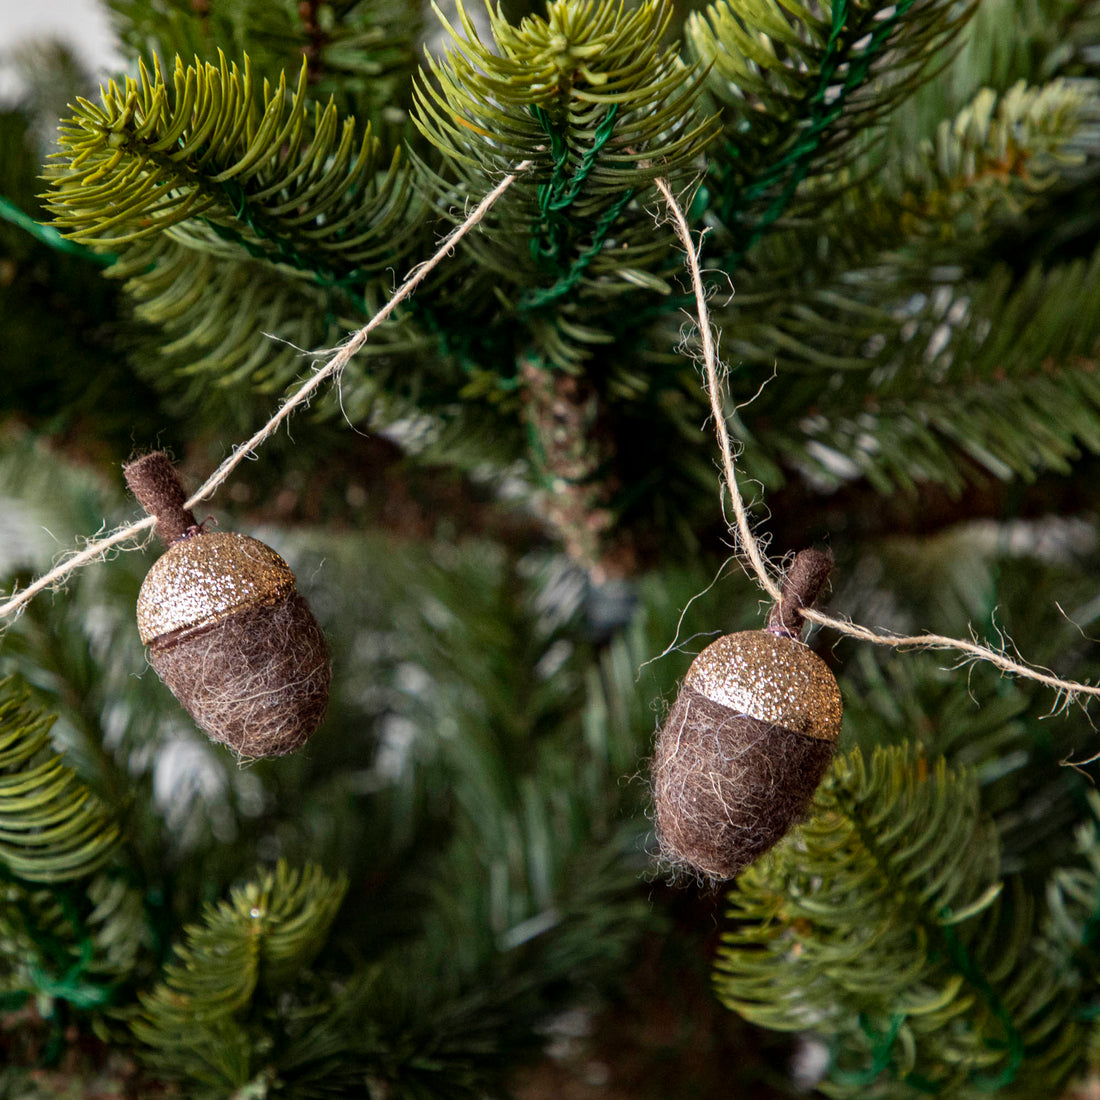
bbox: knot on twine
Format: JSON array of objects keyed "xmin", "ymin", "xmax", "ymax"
[{"xmin": 766, "ymin": 548, "xmax": 833, "ymax": 639}]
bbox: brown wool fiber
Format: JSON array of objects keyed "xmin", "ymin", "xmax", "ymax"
[
  {"xmin": 150, "ymin": 594, "xmax": 330, "ymax": 758},
  {"xmin": 653, "ymin": 686, "xmax": 836, "ymax": 880},
  {"xmin": 126, "ymin": 451, "xmax": 330, "ymax": 758},
  {"xmin": 766, "ymin": 548, "xmax": 833, "ymax": 638},
  {"xmin": 124, "ymin": 452, "xmax": 197, "ymax": 546}
]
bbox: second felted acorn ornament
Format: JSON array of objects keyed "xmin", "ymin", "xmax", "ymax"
[
  {"xmin": 125, "ymin": 453, "xmax": 330, "ymax": 758},
  {"xmin": 652, "ymin": 550, "xmax": 842, "ymax": 880}
]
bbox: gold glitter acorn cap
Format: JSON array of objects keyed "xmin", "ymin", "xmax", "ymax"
[
  {"xmin": 685, "ymin": 630, "xmax": 843, "ymax": 741},
  {"xmin": 136, "ymin": 531, "xmax": 296, "ymax": 644}
]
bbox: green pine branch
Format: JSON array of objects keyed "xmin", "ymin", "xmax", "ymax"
[
  {"xmin": 106, "ymin": 0, "xmax": 422, "ymax": 126},
  {"xmin": 885, "ymin": 0, "xmax": 1093, "ymax": 148},
  {"xmin": 45, "ymin": 52, "xmax": 417, "ymax": 270},
  {"xmin": 689, "ymin": 0, "xmax": 976, "ymax": 267},
  {"xmin": 714, "ymin": 744, "xmax": 1087, "ymax": 1096},
  {"xmin": 893, "ymin": 78, "xmax": 1092, "ymax": 239},
  {"xmin": 42, "ymin": 49, "xmax": 424, "ymax": 393},
  {"xmin": 416, "ymin": 0, "xmax": 715, "ymax": 186},
  {"xmin": 1045, "ymin": 791, "xmax": 1100, "ymax": 991},
  {"xmin": 740, "ymin": 249, "xmax": 1100, "ymax": 493},
  {"xmin": 0, "ymin": 679, "xmax": 121, "ymax": 884},
  {"xmin": 0, "ymin": 681, "xmax": 151, "ymax": 1018},
  {"xmin": 694, "ymin": 73, "xmax": 1100, "ymax": 493},
  {"xmin": 410, "ymin": 0, "xmax": 719, "ymax": 370},
  {"xmin": 727, "ymin": 75, "xmax": 1096, "ymax": 292},
  {"xmin": 107, "ymin": 235, "xmax": 354, "ymax": 394},
  {"xmin": 131, "ymin": 859, "xmax": 347, "ymax": 1091}
]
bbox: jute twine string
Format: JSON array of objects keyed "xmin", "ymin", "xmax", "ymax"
[
  {"xmin": 653, "ymin": 175, "xmax": 1100, "ymax": 707},
  {"xmin": 3, "ymin": 161, "xmax": 1098, "ymax": 709},
  {"xmin": 0, "ymin": 163, "xmax": 530, "ymax": 624}
]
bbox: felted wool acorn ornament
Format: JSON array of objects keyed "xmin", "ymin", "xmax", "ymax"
[
  {"xmin": 652, "ymin": 550, "xmax": 842, "ymax": 880},
  {"xmin": 124, "ymin": 452, "xmax": 330, "ymax": 758}
]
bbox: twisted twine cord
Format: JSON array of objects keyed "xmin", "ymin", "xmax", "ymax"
[
  {"xmin": 7, "ymin": 162, "xmax": 1100, "ymax": 709},
  {"xmin": 654, "ymin": 175, "xmax": 1100, "ymax": 706},
  {"xmin": 0, "ymin": 162, "xmax": 530, "ymax": 625}
]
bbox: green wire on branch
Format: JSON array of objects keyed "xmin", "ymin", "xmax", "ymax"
[{"xmin": 0, "ymin": 194, "xmax": 114, "ymax": 265}]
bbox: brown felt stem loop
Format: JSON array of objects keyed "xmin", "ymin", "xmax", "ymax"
[
  {"xmin": 766, "ymin": 549, "xmax": 833, "ymax": 639},
  {"xmin": 124, "ymin": 452, "xmax": 197, "ymax": 547}
]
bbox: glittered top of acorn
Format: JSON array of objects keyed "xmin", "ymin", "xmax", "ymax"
[
  {"xmin": 136, "ymin": 531, "xmax": 295, "ymax": 644},
  {"xmin": 685, "ymin": 630, "xmax": 843, "ymax": 741}
]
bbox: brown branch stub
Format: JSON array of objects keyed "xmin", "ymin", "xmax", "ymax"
[
  {"xmin": 766, "ymin": 549, "xmax": 833, "ymax": 639},
  {"xmin": 297, "ymin": 0, "xmax": 326, "ymax": 83},
  {"xmin": 519, "ymin": 359, "xmax": 631, "ymax": 579},
  {"xmin": 124, "ymin": 452, "xmax": 197, "ymax": 547}
]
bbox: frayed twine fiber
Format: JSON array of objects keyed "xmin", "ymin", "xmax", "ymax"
[
  {"xmin": 0, "ymin": 162, "xmax": 530, "ymax": 627},
  {"xmin": 653, "ymin": 175, "xmax": 1100, "ymax": 711},
  {"xmin": 4, "ymin": 168, "xmax": 1096, "ymax": 719},
  {"xmin": 150, "ymin": 595, "xmax": 330, "ymax": 758},
  {"xmin": 653, "ymin": 686, "xmax": 835, "ymax": 880}
]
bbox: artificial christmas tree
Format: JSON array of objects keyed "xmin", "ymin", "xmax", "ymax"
[{"xmin": 3, "ymin": 0, "xmax": 1100, "ymax": 1095}]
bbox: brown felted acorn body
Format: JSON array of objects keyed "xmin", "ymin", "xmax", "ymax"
[
  {"xmin": 126, "ymin": 454, "xmax": 330, "ymax": 758},
  {"xmin": 652, "ymin": 551, "xmax": 842, "ymax": 880}
]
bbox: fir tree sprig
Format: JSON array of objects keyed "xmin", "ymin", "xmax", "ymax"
[
  {"xmin": 740, "ymin": 246, "xmax": 1100, "ymax": 494},
  {"xmin": 105, "ymin": 234, "xmax": 353, "ymax": 391},
  {"xmin": 411, "ymin": 0, "xmax": 719, "ymax": 369},
  {"xmin": 416, "ymin": 0, "xmax": 716, "ymax": 186},
  {"xmin": 668, "ymin": 74, "xmax": 1100, "ymax": 498},
  {"xmin": 41, "ymin": 48, "xmax": 425, "ymax": 394},
  {"xmin": 895, "ymin": 79, "xmax": 1092, "ymax": 239},
  {"xmin": 131, "ymin": 860, "xmax": 347, "ymax": 1090},
  {"xmin": 714, "ymin": 745, "xmax": 1086, "ymax": 1096},
  {"xmin": 106, "ymin": 0, "xmax": 422, "ymax": 126},
  {"xmin": 689, "ymin": 0, "xmax": 977, "ymax": 267},
  {"xmin": 0, "ymin": 681, "xmax": 150, "ymax": 1018},
  {"xmin": 1044, "ymin": 792, "xmax": 1100, "ymax": 997},
  {"xmin": 44, "ymin": 52, "xmax": 417, "ymax": 274},
  {"xmin": 715, "ymin": 76, "xmax": 1095, "ymax": 305},
  {"xmin": 0, "ymin": 679, "xmax": 121, "ymax": 884}
]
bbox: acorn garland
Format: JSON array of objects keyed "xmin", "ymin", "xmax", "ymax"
[
  {"xmin": 652, "ymin": 550, "xmax": 842, "ymax": 880},
  {"xmin": 125, "ymin": 453, "xmax": 330, "ymax": 758}
]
